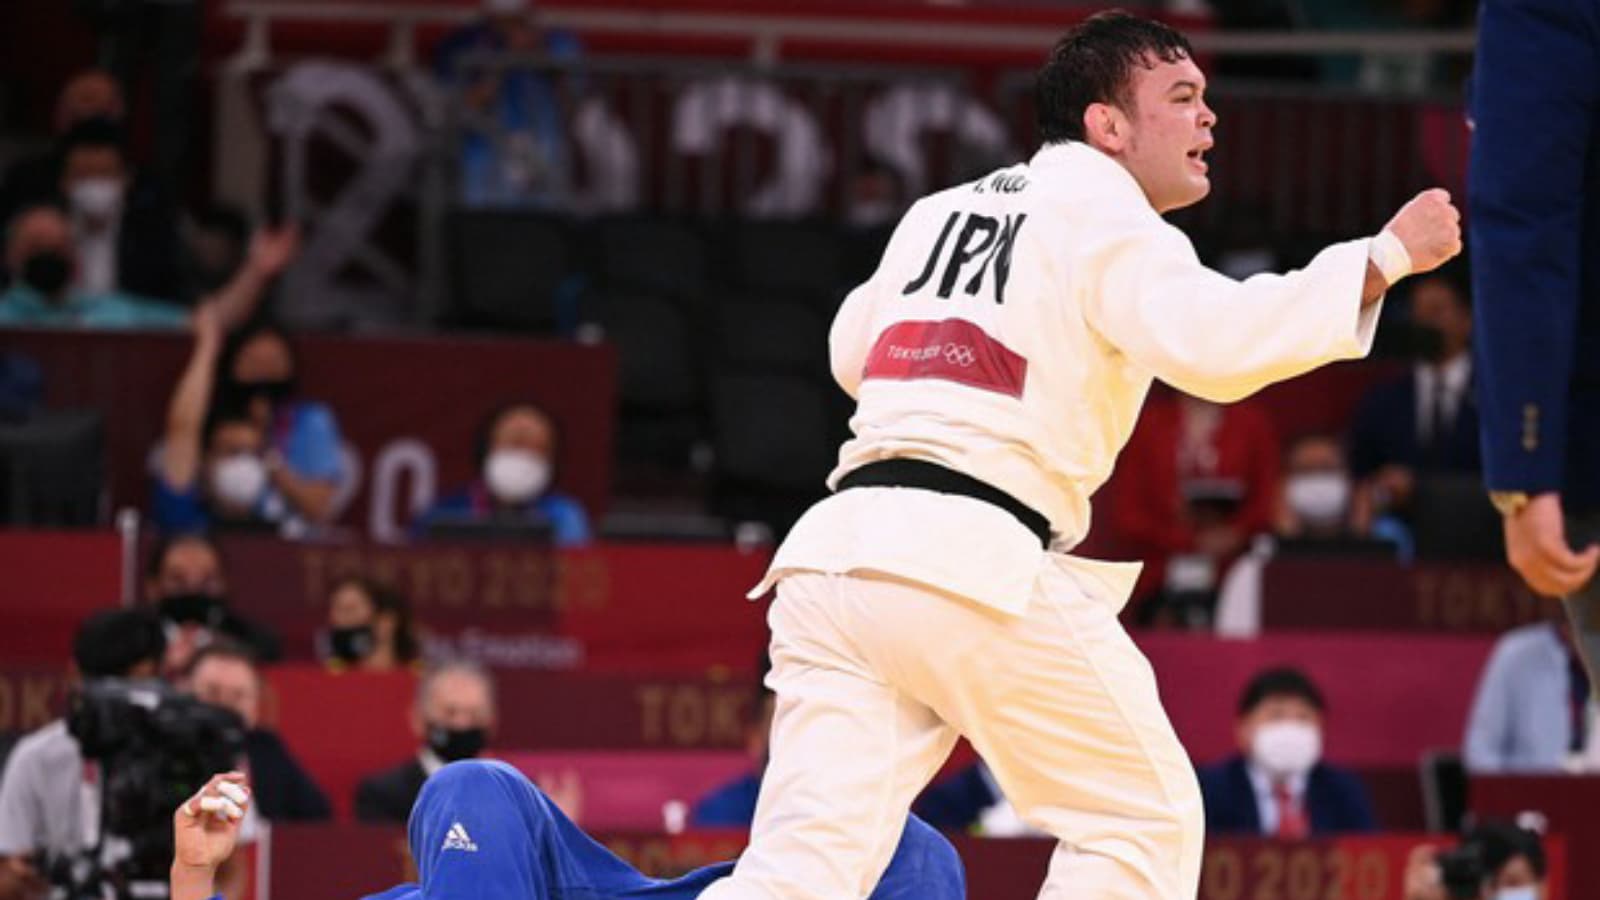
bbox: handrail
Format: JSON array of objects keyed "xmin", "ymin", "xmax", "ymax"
[{"xmin": 223, "ymin": 0, "xmax": 1476, "ymax": 67}]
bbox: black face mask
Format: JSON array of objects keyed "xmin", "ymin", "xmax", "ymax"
[
  {"xmin": 1410, "ymin": 323, "xmax": 1448, "ymax": 363},
  {"xmin": 327, "ymin": 625, "xmax": 376, "ymax": 663},
  {"xmin": 21, "ymin": 252, "xmax": 71, "ymax": 299},
  {"xmin": 426, "ymin": 724, "xmax": 487, "ymax": 763},
  {"xmin": 159, "ymin": 592, "xmax": 226, "ymax": 629}
]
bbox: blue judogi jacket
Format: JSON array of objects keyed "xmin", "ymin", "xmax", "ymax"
[{"xmin": 320, "ymin": 760, "xmax": 966, "ymax": 900}]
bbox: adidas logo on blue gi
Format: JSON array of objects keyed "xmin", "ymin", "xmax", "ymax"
[{"xmin": 442, "ymin": 822, "xmax": 478, "ymax": 853}]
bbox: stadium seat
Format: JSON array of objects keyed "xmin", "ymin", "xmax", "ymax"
[
  {"xmin": 0, "ymin": 410, "xmax": 104, "ymax": 527},
  {"xmin": 710, "ymin": 373, "xmax": 835, "ymax": 529},
  {"xmin": 715, "ymin": 298, "xmax": 827, "ymax": 376},
  {"xmin": 839, "ymin": 223, "xmax": 895, "ymax": 291},
  {"xmin": 727, "ymin": 221, "xmax": 845, "ymax": 307},
  {"xmin": 596, "ymin": 217, "xmax": 709, "ymax": 304},
  {"xmin": 446, "ymin": 211, "xmax": 578, "ymax": 332},
  {"xmin": 1419, "ymin": 749, "xmax": 1468, "ymax": 833},
  {"xmin": 593, "ymin": 290, "xmax": 705, "ymax": 466},
  {"xmin": 1411, "ymin": 474, "xmax": 1504, "ymax": 561},
  {"xmin": 595, "ymin": 291, "xmax": 701, "ymax": 413}
]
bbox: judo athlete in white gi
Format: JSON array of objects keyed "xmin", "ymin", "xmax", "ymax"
[{"xmin": 699, "ymin": 12, "xmax": 1462, "ymax": 900}]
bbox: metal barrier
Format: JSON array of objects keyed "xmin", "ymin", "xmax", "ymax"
[
  {"xmin": 221, "ymin": 0, "xmax": 1475, "ymax": 68},
  {"xmin": 210, "ymin": 3, "xmax": 1475, "ymax": 325}
]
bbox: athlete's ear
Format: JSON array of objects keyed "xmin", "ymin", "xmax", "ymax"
[{"xmin": 1084, "ymin": 102, "xmax": 1126, "ymax": 154}]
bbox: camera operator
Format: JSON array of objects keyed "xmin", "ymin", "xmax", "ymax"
[
  {"xmin": 0, "ymin": 610, "xmax": 252, "ymax": 900},
  {"xmin": 0, "ymin": 610, "xmax": 164, "ymax": 900},
  {"xmin": 1404, "ymin": 820, "xmax": 1548, "ymax": 900}
]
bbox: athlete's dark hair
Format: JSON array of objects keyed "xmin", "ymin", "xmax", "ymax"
[{"xmin": 1035, "ymin": 10, "xmax": 1195, "ymax": 145}]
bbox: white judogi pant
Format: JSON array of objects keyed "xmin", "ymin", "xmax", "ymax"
[{"xmin": 699, "ymin": 557, "xmax": 1204, "ymax": 900}]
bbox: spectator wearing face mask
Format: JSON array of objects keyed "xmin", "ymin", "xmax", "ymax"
[
  {"xmin": 152, "ymin": 310, "xmax": 344, "ymax": 535},
  {"xmin": 212, "ymin": 320, "xmax": 346, "ymax": 525},
  {"xmin": 144, "ymin": 533, "xmax": 280, "ymax": 673},
  {"xmin": 354, "ymin": 662, "xmax": 498, "ymax": 823},
  {"xmin": 417, "ymin": 402, "xmax": 590, "ymax": 546},
  {"xmin": 152, "ymin": 313, "xmax": 346, "ymax": 533},
  {"xmin": 1404, "ymin": 820, "xmax": 1548, "ymax": 900},
  {"xmin": 1197, "ymin": 667, "xmax": 1377, "ymax": 838},
  {"xmin": 1275, "ymin": 434, "xmax": 1357, "ymax": 541},
  {"xmin": 0, "ymin": 202, "xmax": 296, "ymax": 331},
  {"xmin": 0, "ymin": 69, "xmax": 125, "ymax": 236},
  {"xmin": 181, "ymin": 641, "xmax": 330, "ymax": 822},
  {"xmin": 0, "ymin": 203, "xmax": 184, "ymax": 328},
  {"xmin": 321, "ymin": 577, "xmax": 422, "ymax": 672},
  {"xmin": 1215, "ymin": 435, "xmax": 1406, "ymax": 636},
  {"xmin": 54, "ymin": 116, "xmax": 182, "ymax": 301},
  {"xmin": 1348, "ymin": 260, "xmax": 1480, "ymax": 531}
]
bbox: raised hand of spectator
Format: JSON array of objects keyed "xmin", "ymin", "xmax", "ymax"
[
  {"xmin": 159, "ymin": 303, "xmax": 224, "ymax": 494},
  {"xmin": 204, "ymin": 224, "xmax": 301, "ymax": 332},
  {"xmin": 192, "ymin": 302, "xmax": 222, "ymax": 352},
  {"xmin": 247, "ymin": 225, "xmax": 300, "ymax": 281}
]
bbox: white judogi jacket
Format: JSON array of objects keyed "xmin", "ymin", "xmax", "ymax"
[{"xmin": 756, "ymin": 141, "xmax": 1383, "ymax": 615}]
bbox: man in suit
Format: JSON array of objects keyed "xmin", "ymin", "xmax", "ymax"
[
  {"xmin": 1348, "ymin": 260, "xmax": 1480, "ymax": 529},
  {"xmin": 182, "ymin": 642, "xmax": 329, "ymax": 821},
  {"xmin": 1197, "ymin": 667, "xmax": 1377, "ymax": 838},
  {"xmin": 1470, "ymin": 0, "xmax": 1600, "ymax": 688},
  {"xmin": 54, "ymin": 117, "xmax": 182, "ymax": 301},
  {"xmin": 355, "ymin": 662, "xmax": 498, "ymax": 823}
]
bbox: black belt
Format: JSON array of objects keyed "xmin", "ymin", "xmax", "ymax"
[{"xmin": 837, "ymin": 458, "xmax": 1052, "ymax": 549}]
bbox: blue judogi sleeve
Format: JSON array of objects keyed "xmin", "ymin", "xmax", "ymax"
[
  {"xmin": 364, "ymin": 760, "xmax": 964, "ymax": 900},
  {"xmin": 1469, "ymin": 0, "xmax": 1600, "ymax": 498}
]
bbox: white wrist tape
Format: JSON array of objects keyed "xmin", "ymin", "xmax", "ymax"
[
  {"xmin": 217, "ymin": 782, "xmax": 249, "ymax": 806},
  {"xmin": 1369, "ymin": 229, "xmax": 1413, "ymax": 286},
  {"xmin": 198, "ymin": 796, "xmax": 244, "ymax": 820}
]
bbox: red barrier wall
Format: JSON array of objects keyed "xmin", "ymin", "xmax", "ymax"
[
  {"xmin": 0, "ymin": 330, "xmax": 617, "ymax": 533},
  {"xmin": 218, "ymin": 537, "xmax": 774, "ymax": 673},
  {"xmin": 1263, "ymin": 559, "xmax": 1546, "ymax": 633},
  {"xmin": 1140, "ymin": 633, "xmax": 1491, "ymax": 769},
  {"xmin": 0, "ymin": 529, "xmax": 122, "ymax": 663}
]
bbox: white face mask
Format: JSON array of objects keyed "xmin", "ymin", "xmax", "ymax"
[
  {"xmin": 68, "ymin": 177, "xmax": 125, "ymax": 219},
  {"xmin": 1251, "ymin": 720, "xmax": 1322, "ymax": 780},
  {"xmin": 1495, "ymin": 888, "xmax": 1539, "ymax": 900},
  {"xmin": 484, "ymin": 449, "xmax": 550, "ymax": 504},
  {"xmin": 1285, "ymin": 471, "xmax": 1350, "ymax": 526},
  {"xmin": 209, "ymin": 454, "xmax": 268, "ymax": 509}
]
